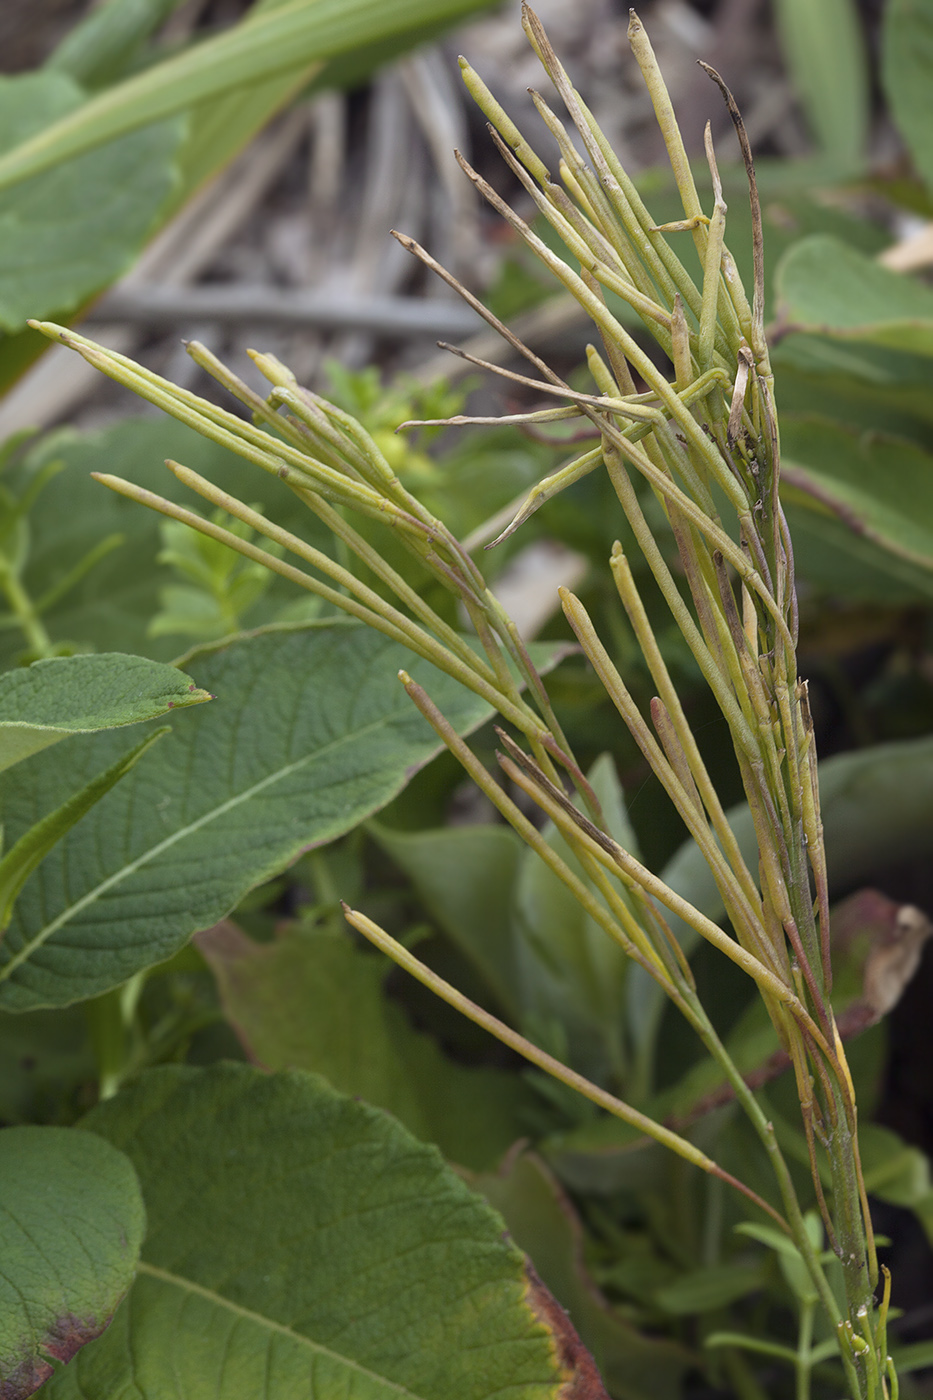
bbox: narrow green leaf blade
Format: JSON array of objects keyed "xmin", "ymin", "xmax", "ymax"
[
  {"xmin": 654, "ymin": 1262, "xmax": 767, "ymax": 1316},
  {"xmin": 167, "ymin": 0, "xmax": 318, "ymax": 207},
  {"xmin": 891, "ymin": 1339, "xmax": 933, "ymax": 1376},
  {"xmin": 0, "ymin": 0, "xmax": 496, "ymax": 194},
  {"xmin": 0, "ymin": 652, "xmax": 210, "ymax": 773},
  {"xmin": 48, "ymin": 1063, "xmax": 581, "ymax": 1399},
  {"xmin": 0, "ymin": 728, "xmax": 167, "ymax": 929},
  {"xmin": 882, "ymin": 0, "xmax": 933, "ymax": 195},
  {"xmin": 0, "ymin": 1126, "xmax": 144, "ymax": 1399},
  {"xmin": 0, "ymin": 623, "xmax": 514, "ymax": 1009}
]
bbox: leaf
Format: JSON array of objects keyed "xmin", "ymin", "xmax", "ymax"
[
  {"xmin": 891, "ymin": 1339, "xmax": 933, "ymax": 1375},
  {"xmin": 11, "ymin": 416, "xmax": 322, "ymax": 664},
  {"xmin": 540, "ymin": 1115, "xmax": 660, "ymax": 1197},
  {"xmin": 858, "ymin": 1123, "xmax": 932, "ymax": 1208},
  {"xmin": 660, "ymin": 736, "xmax": 933, "ymax": 944},
  {"xmin": 0, "ymin": 652, "xmax": 210, "ymax": 773},
  {"xmin": 831, "ymin": 889, "xmax": 933, "ymax": 1030},
  {"xmin": 780, "ymin": 414, "xmax": 933, "ymax": 575},
  {"xmin": 782, "ymin": 497, "xmax": 933, "ymax": 607},
  {"xmin": 473, "ymin": 1150, "xmax": 692, "ymax": 1400},
  {"xmin": 0, "ymin": 1004, "xmax": 94, "ymax": 1124},
  {"xmin": 0, "ymin": 1125, "xmax": 144, "ymax": 1399},
  {"xmin": 772, "ymin": 0, "xmax": 868, "ymax": 171},
  {"xmin": 775, "ymin": 236, "xmax": 933, "ymax": 355},
  {"xmin": 653, "ymin": 1262, "xmax": 767, "ymax": 1316},
  {"xmin": 0, "ymin": 728, "xmax": 168, "ymax": 930},
  {"xmin": 48, "ymin": 1062, "xmax": 598, "ymax": 1399},
  {"xmin": 370, "ymin": 821, "xmax": 524, "ymax": 1019},
  {"xmin": 0, "ymin": 622, "xmax": 527, "ymax": 1010},
  {"xmin": 197, "ymin": 919, "xmax": 531, "ymax": 1170},
  {"xmin": 0, "ymin": 0, "xmax": 497, "ymax": 194},
  {"xmin": 773, "ymin": 335, "xmax": 933, "ymax": 442},
  {"xmin": 165, "ymin": 0, "xmax": 317, "ymax": 211},
  {"xmin": 627, "ymin": 735, "xmax": 933, "ymax": 1081},
  {"xmin": 882, "ymin": 0, "xmax": 933, "ymax": 195},
  {"xmin": 514, "ymin": 755, "xmax": 634, "ymax": 1086},
  {"xmin": 0, "ymin": 72, "xmax": 182, "ymax": 331},
  {"xmin": 45, "ymin": 0, "xmax": 188, "ymax": 90}
]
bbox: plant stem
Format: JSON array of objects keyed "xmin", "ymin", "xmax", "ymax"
[
  {"xmin": 797, "ymin": 1300, "xmax": 814, "ymax": 1400},
  {"xmin": 0, "ymin": 563, "xmax": 53, "ymax": 657},
  {"xmin": 344, "ymin": 900, "xmax": 788, "ymax": 1230}
]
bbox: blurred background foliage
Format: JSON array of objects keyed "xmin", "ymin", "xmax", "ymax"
[{"xmin": 2, "ymin": 1, "xmax": 933, "ymax": 1396}]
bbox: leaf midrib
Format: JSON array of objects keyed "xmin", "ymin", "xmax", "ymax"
[
  {"xmin": 0, "ymin": 704, "xmax": 433, "ymax": 984},
  {"xmin": 136, "ymin": 1260, "xmax": 427, "ymax": 1399}
]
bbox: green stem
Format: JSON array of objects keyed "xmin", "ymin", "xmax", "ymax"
[
  {"xmin": 0, "ymin": 563, "xmax": 54, "ymax": 657},
  {"xmin": 797, "ymin": 1300, "xmax": 814, "ymax": 1400}
]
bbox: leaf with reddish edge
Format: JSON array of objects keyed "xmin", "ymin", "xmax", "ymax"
[
  {"xmin": 474, "ymin": 1148, "xmax": 692, "ymax": 1400},
  {"xmin": 0, "ymin": 1126, "xmax": 144, "ymax": 1398},
  {"xmin": 44, "ymin": 1063, "xmax": 609, "ymax": 1400},
  {"xmin": 197, "ymin": 918, "xmax": 534, "ymax": 1170}
]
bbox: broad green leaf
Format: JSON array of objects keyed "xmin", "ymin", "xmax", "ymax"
[
  {"xmin": 783, "ymin": 499, "xmax": 933, "ymax": 605},
  {"xmin": 653, "ymin": 1261, "xmax": 767, "ymax": 1316},
  {"xmin": 781, "ymin": 414, "xmax": 933, "ymax": 574},
  {"xmin": 198, "ymin": 920, "xmax": 531, "ymax": 1170},
  {"xmin": 50, "ymin": 1063, "xmax": 588, "ymax": 1399},
  {"xmin": 0, "ymin": 622, "xmax": 521, "ymax": 1010},
  {"xmin": 0, "ymin": 1125, "xmax": 144, "ymax": 1399},
  {"xmin": 0, "ymin": 73, "xmax": 182, "ymax": 331},
  {"xmin": 773, "ymin": 0, "xmax": 868, "ymax": 170},
  {"xmin": 371, "ymin": 821, "xmax": 524, "ymax": 1019},
  {"xmin": 0, "ymin": 728, "xmax": 167, "ymax": 929},
  {"xmin": 775, "ymin": 236, "xmax": 933, "ymax": 356},
  {"xmin": 0, "ymin": 0, "xmax": 496, "ymax": 195},
  {"xmin": 45, "ymin": 0, "xmax": 188, "ymax": 90},
  {"xmin": 0, "ymin": 652, "xmax": 209, "ymax": 772},
  {"xmin": 11, "ymin": 416, "xmax": 324, "ymax": 664},
  {"xmin": 882, "ymin": 0, "xmax": 933, "ymax": 195},
  {"xmin": 474, "ymin": 1151, "xmax": 691, "ymax": 1400}
]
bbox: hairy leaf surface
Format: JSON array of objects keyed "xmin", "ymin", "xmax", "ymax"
[
  {"xmin": 0, "ymin": 622, "xmax": 525, "ymax": 1009},
  {"xmin": 0, "ymin": 652, "xmax": 210, "ymax": 772},
  {"xmin": 47, "ymin": 1063, "xmax": 585, "ymax": 1399},
  {"xmin": 0, "ymin": 1126, "xmax": 144, "ymax": 1399}
]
